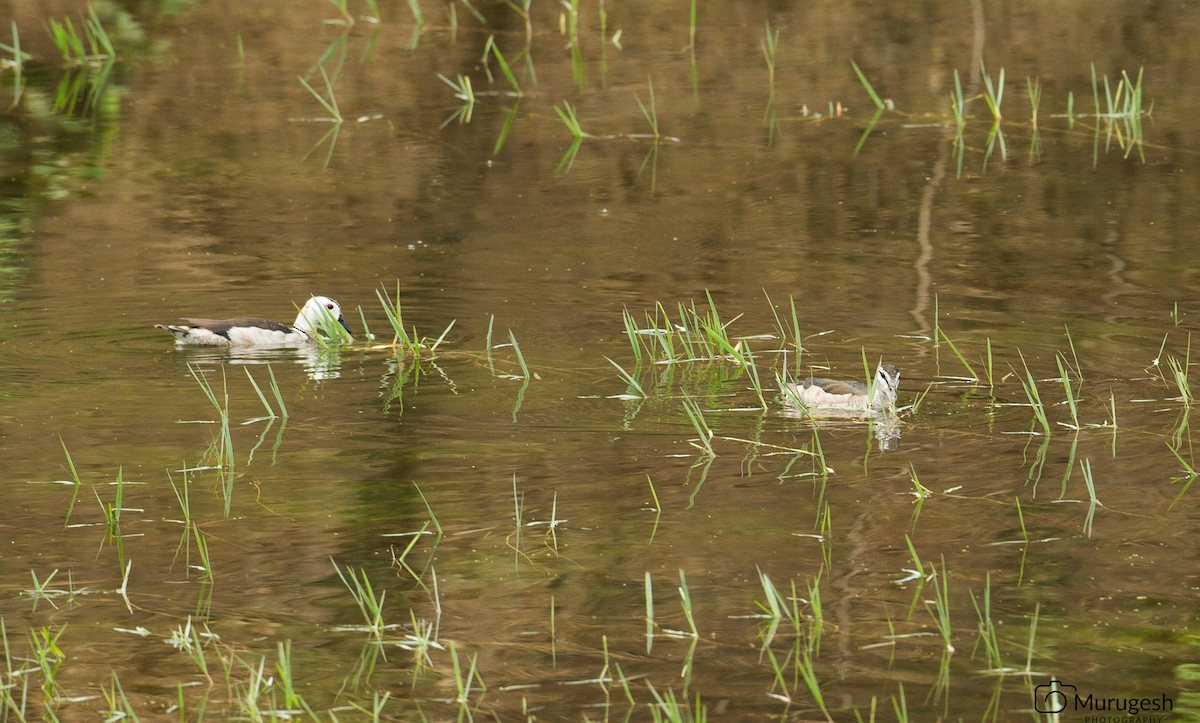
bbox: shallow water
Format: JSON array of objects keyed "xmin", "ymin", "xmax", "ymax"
[{"xmin": 1, "ymin": 0, "xmax": 1199, "ymax": 719}]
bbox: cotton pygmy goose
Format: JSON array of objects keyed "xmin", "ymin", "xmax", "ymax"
[
  {"xmin": 156, "ymin": 295, "xmax": 352, "ymax": 347},
  {"xmin": 786, "ymin": 363, "xmax": 900, "ymax": 412}
]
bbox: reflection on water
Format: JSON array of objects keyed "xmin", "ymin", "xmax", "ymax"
[
  {"xmin": 780, "ymin": 403, "xmax": 904, "ymax": 451},
  {"xmin": 166, "ymin": 343, "xmax": 348, "ymax": 381}
]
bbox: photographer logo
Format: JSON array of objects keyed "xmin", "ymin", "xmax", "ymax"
[
  {"xmin": 1034, "ymin": 678, "xmax": 1173, "ymax": 719},
  {"xmin": 1035, "ymin": 680, "xmax": 1076, "ymax": 713}
]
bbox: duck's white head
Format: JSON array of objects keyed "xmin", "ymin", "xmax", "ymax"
[
  {"xmin": 293, "ymin": 296, "xmax": 352, "ymax": 340},
  {"xmin": 871, "ymin": 364, "xmax": 901, "ymax": 409}
]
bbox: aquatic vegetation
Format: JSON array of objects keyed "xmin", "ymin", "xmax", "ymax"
[
  {"xmin": 375, "ymin": 282, "xmax": 455, "ymax": 357},
  {"xmin": 188, "ymin": 364, "xmax": 237, "ymax": 515},
  {"xmin": 634, "ymin": 76, "xmax": 662, "ymax": 140},
  {"xmin": 14, "ymin": 305, "xmax": 1200, "ymax": 717},
  {"xmin": 46, "ymin": 5, "xmax": 114, "ymax": 67},
  {"xmin": 681, "ymin": 393, "xmax": 715, "ymax": 457},
  {"xmin": 562, "ymin": 0, "xmax": 584, "ymax": 90},
  {"xmin": 332, "ymin": 560, "xmax": 390, "ymax": 642},
  {"xmin": 850, "ymin": 60, "xmax": 888, "ymax": 155},
  {"xmin": 4, "ymin": 2, "xmax": 1198, "ymax": 719},
  {"xmin": 438, "ymin": 71, "xmax": 474, "ymax": 126},
  {"xmin": 980, "ymin": 62, "xmax": 1005, "ymax": 120},
  {"xmin": 554, "ymin": 99, "xmax": 587, "ymax": 170},
  {"xmin": 762, "ymin": 21, "xmax": 780, "ymax": 142},
  {"xmin": 298, "ymin": 64, "xmax": 342, "ymax": 124}
]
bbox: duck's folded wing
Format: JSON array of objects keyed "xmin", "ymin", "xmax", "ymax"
[
  {"xmin": 803, "ymin": 377, "xmax": 867, "ymax": 395},
  {"xmin": 180, "ymin": 317, "xmax": 292, "ymax": 335}
]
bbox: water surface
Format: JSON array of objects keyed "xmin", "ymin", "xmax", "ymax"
[{"xmin": 0, "ymin": 0, "xmax": 1198, "ymax": 719}]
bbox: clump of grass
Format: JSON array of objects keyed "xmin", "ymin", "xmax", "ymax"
[
  {"xmin": 850, "ymin": 60, "xmax": 888, "ymax": 155},
  {"xmin": 274, "ymin": 640, "xmax": 318, "ymax": 717},
  {"xmin": 937, "ymin": 328, "xmax": 977, "ymax": 381},
  {"xmin": 1166, "ymin": 335, "xmax": 1193, "ymax": 406},
  {"xmin": 908, "ymin": 463, "xmax": 931, "ymax": 529},
  {"xmin": 969, "ymin": 574, "xmax": 1005, "ymax": 673},
  {"xmin": 676, "ymin": 569, "xmax": 700, "ymax": 639},
  {"xmin": 244, "ymin": 365, "xmax": 288, "ymax": 422},
  {"xmin": 753, "ymin": 569, "xmax": 802, "ymax": 648},
  {"xmin": 58, "ymin": 437, "xmax": 84, "ymax": 527},
  {"xmin": 764, "ymin": 292, "xmax": 803, "ymax": 375},
  {"xmin": 762, "ymin": 21, "xmax": 780, "ymax": 141},
  {"xmin": 92, "ymin": 466, "xmax": 131, "ymax": 564},
  {"xmin": 980, "ymin": 62, "xmax": 1004, "ymax": 120},
  {"xmin": 481, "ymin": 36, "xmax": 523, "ymax": 154},
  {"xmin": 983, "ymin": 337, "xmax": 995, "ymax": 388},
  {"xmin": 851, "ymin": 59, "xmax": 886, "ymax": 111},
  {"xmin": 795, "ymin": 641, "xmax": 832, "ymax": 722},
  {"xmin": 437, "ymin": 72, "xmax": 475, "ymax": 126},
  {"xmin": 24, "ymin": 569, "xmax": 82, "ymax": 613},
  {"xmin": 1080, "ymin": 458, "xmax": 1100, "ymax": 537},
  {"xmin": 1056, "ymin": 353, "xmax": 1080, "ymax": 429},
  {"xmin": 892, "ymin": 682, "xmax": 910, "ymax": 722},
  {"xmin": 646, "ymin": 682, "xmax": 707, "ymax": 722},
  {"xmin": 949, "ymin": 68, "xmax": 966, "ymax": 130},
  {"xmin": 0, "ymin": 22, "xmax": 30, "ymax": 107},
  {"xmin": 899, "ymin": 535, "xmax": 928, "ymax": 620},
  {"xmin": 1089, "ymin": 64, "xmax": 1149, "ymax": 161},
  {"xmin": 563, "ymin": 0, "xmax": 584, "ymax": 90},
  {"xmin": 298, "ymin": 64, "xmax": 343, "ymax": 123},
  {"xmin": 448, "ymin": 642, "xmax": 487, "ymax": 717},
  {"xmin": 605, "ymin": 356, "xmax": 646, "ymax": 400},
  {"xmin": 681, "ymin": 393, "xmax": 715, "ymax": 457},
  {"xmin": 927, "ymin": 556, "xmax": 954, "ymax": 653},
  {"xmin": 46, "ymin": 5, "xmax": 115, "ymax": 66},
  {"xmin": 949, "ymin": 68, "xmax": 968, "ymax": 177},
  {"xmin": 974, "ymin": 62, "xmax": 1008, "ymax": 166},
  {"xmin": 709, "ymin": 335, "xmax": 767, "ymax": 408},
  {"xmin": 1027, "ymin": 76, "xmax": 1043, "ymax": 160},
  {"xmin": 634, "ymin": 76, "xmax": 661, "ymax": 140},
  {"xmin": 331, "ymin": 560, "xmax": 389, "ymax": 641},
  {"xmin": 404, "ymin": 0, "xmax": 425, "ymax": 47},
  {"xmin": 1168, "ymin": 444, "xmax": 1198, "ymax": 510},
  {"xmin": 506, "ymin": 329, "xmax": 530, "ymax": 379},
  {"xmin": 166, "ymin": 616, "xmax": 213, "ymax": 681},
  {"xmin": 376, "ymin": 282, "xmax": 455, "ymax": 357},
  {"xmin": 554, "ymin": 100, "xmax": 587, "ymax": 171},
  {"xmin": 188, "ymin": 365, "xmax": 236, "ymax": 515},
  {"xmin": 644, "ymin": 571, "xmax": 656, "ymax": 652},
  {"xmin": 29, "ymin": 624, "xmax": 67, "ymax": 701},
  {"xmin": 100, "ymin": 671, "xmax": 137, "ymax": 721},
  {"xmin": 1015, "ymin": 351, "xmax": 1051, "ymax": 435}
]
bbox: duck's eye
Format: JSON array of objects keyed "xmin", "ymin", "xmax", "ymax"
[{"xmin": 326, "ymin": 303, "xmax": 335, "ymax": 310}]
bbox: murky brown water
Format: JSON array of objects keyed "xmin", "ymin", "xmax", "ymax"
[{"xmin": 1, "ymin": 0, "xmax": 1198, "ymax": 719}]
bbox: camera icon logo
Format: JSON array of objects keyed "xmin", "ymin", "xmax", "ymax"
[{"xmin": 1034, "ymin": 679, "xmax": 1076, "ymax": 713}]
